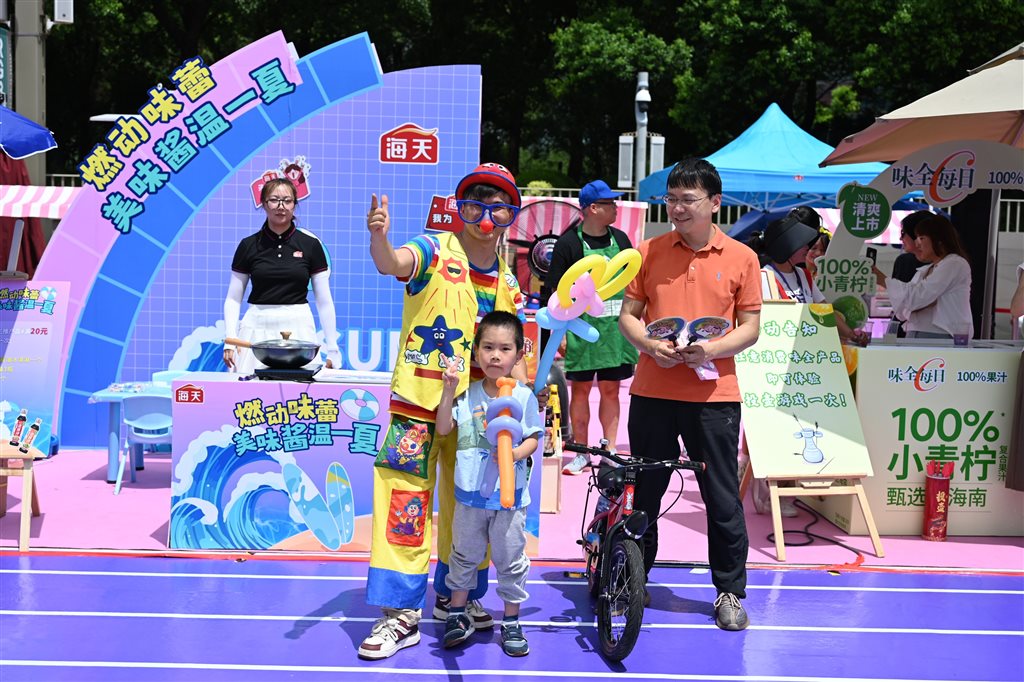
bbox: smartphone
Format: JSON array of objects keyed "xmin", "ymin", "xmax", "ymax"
[{"xmin": 865, "ymin": 246, "xmax": 878, "ymax": 265}]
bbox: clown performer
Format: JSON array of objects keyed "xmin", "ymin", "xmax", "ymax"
[{"xmin": 359, "ymin": 164, "xmax": 533, "ymax": 659}]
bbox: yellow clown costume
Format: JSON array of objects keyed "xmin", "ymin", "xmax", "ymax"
[{"xmin": 367, "ymin": 228, "xmax": 524, "ymax": 610}]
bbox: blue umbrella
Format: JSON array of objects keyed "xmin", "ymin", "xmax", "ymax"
[
  {"xmin": 0, "ymin": 105, "xmax": 57, "ymax": 159},
  {"xmin": 725, "ymin": 208, "xmax": 793, "ymax": 244},
  {"xmin": 726, "ymin": 198, "xmax": 935, "ymax": 244}
]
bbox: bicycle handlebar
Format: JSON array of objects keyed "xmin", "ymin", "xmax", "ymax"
[{"xmin": 562, "ymin": 442, "xmax": 706, "ymax": 473}]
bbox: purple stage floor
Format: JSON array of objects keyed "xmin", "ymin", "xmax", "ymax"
[
  {"xmin": 5, "ymin": 448, "xmax": 1023, "ymax": 573},
  {"xmin": 1, "ymin": 553, "xmax": 1021, "ymax": 681}
]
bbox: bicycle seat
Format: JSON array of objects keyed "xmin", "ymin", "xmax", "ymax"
[{"xmin": 597, "ymin": 464, "xmax": 625, "ymax": 496}]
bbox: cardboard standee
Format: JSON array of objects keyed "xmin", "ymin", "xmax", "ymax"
[{"xmin": 736, "ymin": 301, "xmax": 884, "ymax": 561}]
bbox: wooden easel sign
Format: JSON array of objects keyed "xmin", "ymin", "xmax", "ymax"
[{"xmin": 736, "ymin": 301, "xmax": 884, "ymax": 561}]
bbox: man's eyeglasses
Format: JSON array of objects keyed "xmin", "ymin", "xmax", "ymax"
[
  {"xmin": 456, "ymin": 200, "xmax": 520, "ymax": 227},
  {"xmin": 265, "ymin": 197, "xmax": 295, "ymax": 207},
  {"xmin": 662, "ymin": 194, "xmax": 710, "ymax": 207}
]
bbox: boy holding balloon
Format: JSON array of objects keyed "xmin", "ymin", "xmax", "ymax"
[
  {"xmin": 359, "ymin": 164, "xmax": 531, "ymax": 660},
  {"xmin": 435, "ymin": 310, "xmax": 542, "ymax": 656}
]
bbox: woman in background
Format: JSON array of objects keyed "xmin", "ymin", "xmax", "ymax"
[
  {"xmin": 749, "ymin": 213, "xmax": 869, "ymax": 345},
  {"xmin": 804, "ymin": 225, "xmax": 830, "ymax": 283},
  {"xmin": 873, "ymin": 215, "xmax": 972, "ymax": 340},
  {"xmin": 223, "ymin": 178, "xmax": 341, "ymax": 373}
]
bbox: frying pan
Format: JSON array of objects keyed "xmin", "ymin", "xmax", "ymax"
[{"xmin": 224, "ymin": 331, "xmax": 320, "ymax": 369}]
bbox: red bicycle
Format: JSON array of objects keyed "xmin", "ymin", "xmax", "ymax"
[{"xmin": 565, "ymin": 440, "xmax": 705, "ymax": 661}]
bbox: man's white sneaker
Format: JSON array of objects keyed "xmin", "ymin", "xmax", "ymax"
[
  {"xmin": 357, "ymin": 614, "xmax": 421, "ymax": 659},
  {"xmin": 562, "ymin": 452, "xmax": 590, "ymax": 475}
]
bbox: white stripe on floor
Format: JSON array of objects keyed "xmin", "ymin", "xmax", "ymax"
[
  {"xmin": 2, "ymin": 609, "xmax": 1020, "ymax": 636},
  {"xmin": 0, "ymin": 659, "xmax": 1008, "ymax": 682},
  {"xmin": 1, "ymin": 569, "xmax": 1020, "ymax": 595}
]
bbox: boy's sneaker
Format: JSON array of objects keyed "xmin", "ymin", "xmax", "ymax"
[
  {"xmin": 357, "ymin": 613, "xmax": 420, "ymax": 659},
  {"xmin": 713, "ymin": 592, "xmax": 749, "ymax": 631},
  {"xmin": 443, "ymin": 613, "xmax": 475, "ymax": 648},
  {"xmin": 500, "ymin": 621, "xmax": 529, "ymax": 656},
  {"xmin": 433, "ymin": 596, "xmax": 494, "ymax": 628},
  {"xmin": 562, "ymin": 453, "xmax": 589, "ymax": 475}
]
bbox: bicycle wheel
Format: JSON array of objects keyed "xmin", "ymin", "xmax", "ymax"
[
  {"xmin": 585, "ymin": 517, "xmax": 605, "ymax": 598},
  {"xmin": 597, "ymin": 537, "xmax": 645, "ymax": 661}
]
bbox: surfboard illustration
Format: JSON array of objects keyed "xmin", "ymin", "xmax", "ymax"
[
  {"xmin": 325, "ymin": 461, "xmax": 356, "ymax": 545},
  {"xmin": 282, "ymin": 462, "xmax": 342, "ymax": 550}
]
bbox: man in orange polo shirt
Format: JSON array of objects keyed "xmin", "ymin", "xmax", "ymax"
[{"xmin": 619, "ymin": 157, "xmax": 761, "ymax": 631}]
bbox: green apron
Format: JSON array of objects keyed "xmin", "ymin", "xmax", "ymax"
[{"xmin": 564, "ymin": 225, "xmax": 640, "ymax": 373}]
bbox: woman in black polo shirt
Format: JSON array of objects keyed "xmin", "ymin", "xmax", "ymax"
[{"xmin": 223, "ymin": 178, "xmax": 340, "ymax": 373}]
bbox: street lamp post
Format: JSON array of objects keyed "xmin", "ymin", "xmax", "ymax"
[{"xmin": 634, "ymin": 72, "xmax": 650, "ymax": 196}]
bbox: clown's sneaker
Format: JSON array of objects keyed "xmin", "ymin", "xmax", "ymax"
[
  {"xmin": 433, "ymin": 596, "xmax": 494, "ymax": 628},
  {"xmin": 357, "ymin": 613, "xmax": 420, "ymax": 659}
]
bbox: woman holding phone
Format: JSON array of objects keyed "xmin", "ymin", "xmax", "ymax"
[{"xmin": 873, "ymin": 215, "xmax": 973, "ymax": 340}]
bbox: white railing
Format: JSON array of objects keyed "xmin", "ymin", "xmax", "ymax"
[
  {"xmin": 42, "ymin": 176, "xmax": 1021, "ymax": 232},
  {"xmin": 47, "ymin": 174, "xmax": 82, "ymax": 187},
  {"xmin": 521, "ymin": 186, "xmax": 744, "ymax": 227},
  {"xmin": 1000, "ymin": 198, "xmax": 1023, "ymax": 233}
]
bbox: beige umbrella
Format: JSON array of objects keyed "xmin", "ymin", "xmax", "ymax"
[
  {"xmin": 821, "ymin": 43, "xmax": 1024, "ymax": 338},
  {"xmin": 822, "ymin": 42, "xmax": 1024, "ymax": 165}
]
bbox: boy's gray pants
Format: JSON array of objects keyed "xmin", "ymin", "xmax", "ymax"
[{"xmin": 445, "ymin": 502, "xmax": 530, "ymax": 604}]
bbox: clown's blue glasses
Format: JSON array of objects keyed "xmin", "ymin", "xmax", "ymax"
[{"xmin": 456, "ymin": 200, "xmax": 520, "ymax": 227}]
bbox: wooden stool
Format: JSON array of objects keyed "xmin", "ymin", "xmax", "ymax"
[{"xmin": 0, "ymin": 443, "xmax": 42, "ymax": 551}]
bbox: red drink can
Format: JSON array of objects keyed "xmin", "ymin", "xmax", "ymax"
[{"xmin": 922, "ymin": 474, "xmax": 950, "ymax": 541}]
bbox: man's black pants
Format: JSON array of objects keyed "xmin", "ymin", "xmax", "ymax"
[{"xmin": 627, "ymin": 395, "xmax": 748, "ymax": 598}]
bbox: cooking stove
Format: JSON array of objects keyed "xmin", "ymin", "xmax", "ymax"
[{"xmin": 253, "ymin": 364, "xmax": 323, "ymax": 382}]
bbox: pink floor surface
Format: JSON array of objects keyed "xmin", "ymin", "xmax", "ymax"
[{"xmin": 2, "ymin": 447, "xmax": 1021, "ymax": 573}]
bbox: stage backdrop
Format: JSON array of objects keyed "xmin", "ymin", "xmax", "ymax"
[{"xmin": 35, "ymin": 32, "xmax": 484, "ymax": 446}]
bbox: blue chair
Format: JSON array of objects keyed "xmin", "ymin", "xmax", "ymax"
[{"xmin": 115, "ymin": 395, "xmax": 173, "ymax": 495}]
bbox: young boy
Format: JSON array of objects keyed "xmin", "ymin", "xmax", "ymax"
[{"xmin": 436, "ymin": 311, "xmax": 542, "ymax": 657}]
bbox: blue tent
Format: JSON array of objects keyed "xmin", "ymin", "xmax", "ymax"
[{"xmin": 638, "ymin": 103, "xmax": 893, "ymax": 210}]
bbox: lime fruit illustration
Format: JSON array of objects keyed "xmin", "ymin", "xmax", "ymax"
[
  {"xmin": 808, "ymin": 303, "xmax": 837, "ymax": 327},
  {"xmin": 842, "ymin": 344, "xmax": 860, "ymax": 394},
  {"xmin": 832, "ymin": 295, "xmax": 868, "ymax": 330}
]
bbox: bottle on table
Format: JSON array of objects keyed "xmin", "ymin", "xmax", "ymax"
[
  {"xmin": 18, "ymin": 418, "xmax": 42, "ymax": 454},
  {"xmin": 8, "ymin": 409, "xmax": 27, "ymax": 446}
]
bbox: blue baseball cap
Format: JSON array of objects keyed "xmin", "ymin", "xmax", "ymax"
[{"xmin": 579, "ymin": 180, "xmax": 623, "ymax": 209}]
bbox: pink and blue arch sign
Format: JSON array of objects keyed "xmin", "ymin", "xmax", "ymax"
[{"xmin": 35, "ymin": 32, "xmax": 484, "ymax": 448}]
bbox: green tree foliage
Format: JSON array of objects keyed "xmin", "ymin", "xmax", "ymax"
[
  {"xmin": 417, "ymin": 0, "xmax": 576, "ymax": 175},
  {"xmin": 44, "ymin": 0, "xmax": 432, "ymax": 174},
  {"xmin": 668, "ymin": 0, "xmax": 821, "ymax": 154},
  {"xmin": 844, "ymin": 0, "xmax": 1023, "ymax": 114},
  {"xmin": 39, "ymin": 0, "xmax": 1023, "ymax": 183},
  {"xmin": 546, "ymin": 12, "xmax": 691, "ymax": 181}
]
